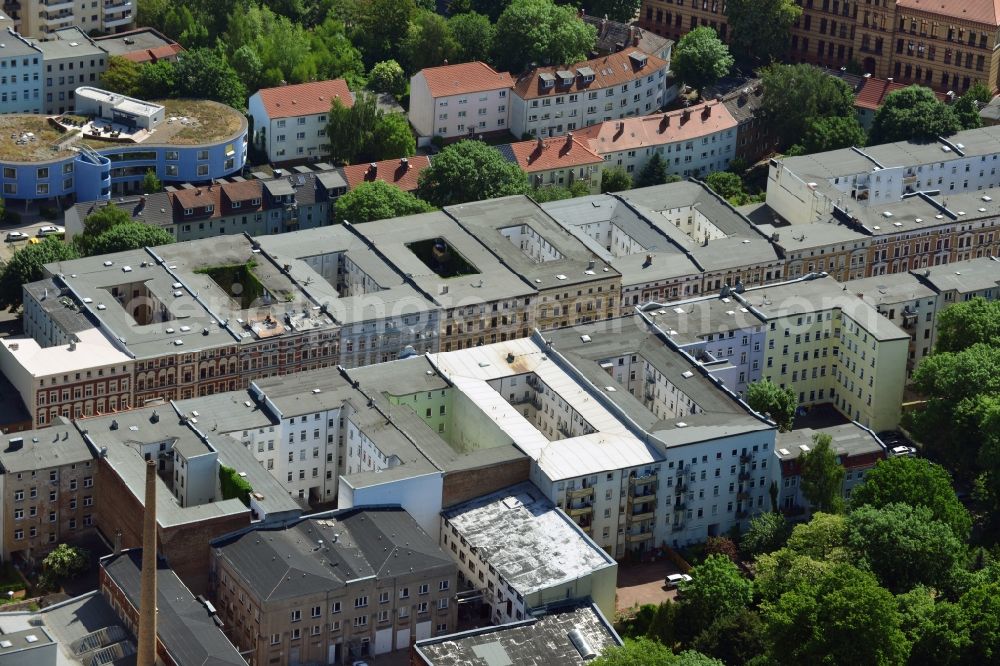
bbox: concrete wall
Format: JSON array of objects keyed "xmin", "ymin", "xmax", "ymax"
[{"xmin": 339, "ymin": 472, "xmax": 444, "ymax": 537}]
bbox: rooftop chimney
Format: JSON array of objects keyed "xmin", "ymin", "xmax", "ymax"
[
  {"xmin": 659, "ymin": 114, "xmax": 669, "ymax": 132},
  {"xmin": 565, "ymin": 131, "xmax": 574, "ymax": 146},
  {"xmin": 702, "ymin": 104, "xmax": 712, "ymax": 119},
  {"xmin": 400, "ymin": 157, "xmax": 409, "ymax": 171},
  {"xmin": 367, "ymin": 162, "xmax": 377, "ymax": 179},
  {"xmin": 137, "ymin": 460, "xmax": 158, "ymax": 666}
]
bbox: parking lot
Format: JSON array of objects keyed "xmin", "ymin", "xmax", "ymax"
[
  {"xmin": 0, "ymin": 214, "xmax": 67, "ymax": 263},
  {"xmin": 615, "ymin": 559, "xmax": 683, "ymax": 611}
]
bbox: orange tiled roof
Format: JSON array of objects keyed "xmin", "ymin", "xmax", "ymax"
[
  {"xmin": 574, "ymin": 100, "xmax": 737, "ymax": 154},
  {"xmin": 121, "ymin": 44, "xmax": 184, "ymax": 64},
  {"xmin": 505, "ymin": 136, "xmax": 604, "ymax": 172},
  {"xmin": 419, "ymin": 62, "xmax": 514, "ymax": 98},
  {"xmin": 895, "ymin": 0, "xmax": 1000, "ymax": 26},
  {"xmin": 854, "ymin": 76, "xmax": 950, "ymax": 111},
  {"xmin": 169, "ymin": 181, "xmax": 264, "ymax": 220},
  {"xmin": 513, "ymin": 50, "xmax": 668, "ymax": 100},
  {"xmin": 341, "ymin": 155, "xmax": 432, "ymax": 192},
  {"xmin": 255, "ymin": 80, "xmax": 353, "ymax": 119}
]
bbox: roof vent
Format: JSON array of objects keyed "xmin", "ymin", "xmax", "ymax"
[
  {"xmin": 580, "ymin": 334, "xmax": 592, "ymax": 343},
  {"xmin": 568, "ymin": 629, "xmax": 596, "ymax": 660}
]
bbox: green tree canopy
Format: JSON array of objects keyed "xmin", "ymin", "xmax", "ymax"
[
  {"xmin": 678, "ymin": 554, "xmax": 753, "ymax": 632},
  {"xmin": 760, "ymin": 64, "xmax": 856, "ymax": 149},
  {"xmin": 372, "ymin": 113, "xmax": 417, "ymax": 160},
  {"xmin": 799, "ymin": 433, "xmax": 846, "ymax": 513},
  {"xmin": 530, "ymin": 181, "xmax": 591, "ymax": 202},
  {"xmin": 634, "ymin": 153, "xmax": 669, "ymax": 188},
  {"xmin": 326, "ymin": 93, "xmax": 416, "ymax": 164},
  {"xmin": 309, "ymin": 18, "xmax": 367, "ymax": 88},
  {"xmin": 448, "ymin": 11, "xmax": 496, "ymax": 63},
  {"xmin": 579, "ymin": 0, "xmax": 641, "ymax": 23},
  {"xmin": 101, "ymin": 56, "xmax": 141, "ymax": 96},
  {"xmin": 784, "ymin": 512, "xmax": 849, "ymax": 561},
  {"xmin": 671, "ymin": 27, "xmax": 733, "ymax": 92},
  {"xmin": 936, "ymin": 296, "xmax": 1000, "ymax": 353},
  {"xmin": 335, "ymin": 181, "xmax": 434, "ymax": 223},
  {"xmin": 353, "ymin": 0, "xmax": 416, "ymax": 66},
  {"xmin": 0, "ymin": 238, "xmax": 79, "ymax": 310},
  {"xmin": 601, "ymin": 166, "xmax": 632, "ymax": 193},
  {"xmin": 401, "ymin": 10, "xmax": 459, "ymax": 74},
  {"xmin": 142, "ymin": 169, "xmax": 162, "ymax": 194},
  {"xmin": 591, "ymin": 639, "xmax": 723, "ymax": 666},
  {"xmin": 959, "ymin": 582, "xmax": 1000, "ymax": 663},
  {"xmin": 846, "ymin": 502, "xmax": 965, "ymax": 593},
  {"xmin": 417, "ymin": 140, "xmax": 529, "ymax": 207},
  {"xmin": 870, "ymin": 85, "xmax": 962, "ymax": 144},
  {"xmin": 87, "ymin": 222, "xmax": 174, "ymax": 256},
  {"xmin": 801, "ymin": 115, "xmax": 867, "ymax": 153},
  {"xmin": 691, "ymin": 608, "xmax": 767, "ymax": 666},
  {"xmin": 135, "ymin": 60, "xmax": 177, "ymax": 100},
  {"xmin": 703, "ymin": 170, "xmax": 753, "ymax": 205},
  {"xmin": 40, "ymin": 544, "xmax": 88, "ymax": 589},
  {"xmin": 741, "ymin": 511, "xmax": 791, "ymax": 557},
  {"xmin": 173, "ymin": 48, "xmax": 246, "ymax": 109},
  {"xmin": 493, "ymin": 0, "xmax": 596, "ymax": 73},
  {"xmin": 746, "ymin": 379, "xmax": 796, "ymax": 431},
  {"xmin": 726, "ymin": 0, "xmax": 801, "ymax": 62},
  {"xmin": 761, "ymin": 563, "xmax": 908, "ymax": 666},
  {"xmin": 850, "ymin": 456, "xmax": 971, "ymax": 540},
  {"xmin": 368, "ymin": 60, "xmax": 407, "ymax": 97}
]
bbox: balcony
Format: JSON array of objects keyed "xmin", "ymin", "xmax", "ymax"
[
  {"xmin": 630, "ymin": 510, "xmax": 656, "ymax": 522},
  {"xmin": 567, "ymin": 503, "xmax": 593, "ymax": 517},
  {"xmin": 673, "ymin": 502, "xmax": 686, "ymax": 512},
  {"xmin": 631, "ymin": 489, "xmax": 657, "ymax": 504},
  {"xmin": 42, "ymin": 0, "xmax": 72, "ymax": 9},
  {"xmin": 103, "ymin": 12, "xmax": 133, "ymax": 27},
  {"xmin": 737, "ymin": 491, "xmax": 750, "ymax": 501},
  {"xmin": 626, "ymin": 531, "xmax": 654, "ymax": 544},
  {"xmin": 103, "ymin": 0, "xmax": 131, "ymax": 11},
  {"xmin": 40, "ymin": 10, "xmax": 73, "ymax": 24},
  {"xmin": 567, "ymin": 486, "xmax": 594, "ymax": 500}
]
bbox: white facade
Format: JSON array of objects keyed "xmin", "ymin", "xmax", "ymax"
[
  {"xmin": 510, "ymin": 58, "xmax": 670, "ymax": 140},
  {"xmin": 338, "ymin": 472, "xmax": 445, "ymax": 537},
  {"xmin": 0, "ymin": 28, "xmax": 43, "ymax": 114},
  {"xmin": 248, "ymin": 99, "xmax": 330, "ymax": 164},
  {"xmin": 408, "ymin": 75, "xmax": 511, "ymax": 141}
]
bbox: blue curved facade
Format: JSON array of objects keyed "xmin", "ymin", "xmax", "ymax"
[{"xmin": 0, "ymin": 109, "xmax": 248, "ymax": 203}]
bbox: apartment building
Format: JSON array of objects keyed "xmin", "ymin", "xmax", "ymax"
[
  {"xmin": 0, "ymin": 419, "xmax": 95, "ymax": 564},
  {"xmin": 414, "ymin": 601, "xmax": 622, "ymax": 665},
  {"xmin": 585, "ymin": 13, "xmax": 674, "ymax": 62},
  {"xmin": 340, "ymin": 155, "xmax": 430, "ymax": 195},
  {"xmin": 249, "ymin": 79, "xmax": 352, "ymax": 164},
  {"xmin": 408, "ymin": 61, "xmax": 514, "ymax": 143},
  {"xmin": 3, "ymin": 0, "xmax": 132, "ymax": 38},
  {"xmin": 100, "ymin": 550, "xmax": 247, "ymax": 665},
  {"xmin": 756, "ymin": 221, "xmax": 871, "ymax": 282},
  {"xmin": 441, "ymin": 482, "xmax": 617, "ymax": 623},
  {"xmin": 210, "ymin": 508, "xmax": 458, "ymax": 664},
  {"xmin": 92, "ymin": 27, "xmax": 183, "ymax": 64},
  {"xmin": 34, "ymin": 27, "xmax": 106, "ymax": 115},
  {"xmin": 719, "ymin": 80, "xmax": 776, "ymax": 166},
  {"xmin": 775, "ymin": 423, "xmax": 885, "ymax": 516},
  {"xmin": 0, "ymin": 26, "xmax": 42, "ymax": 114},
  {"xmin": 638, "ymin": 0, "xmax": 1000, "ymax": 94},
  {"xmin": 499, "ymin": 134, "xmax": 604, "ymax": 193},
  {"xmin": 853, "ymin": 74, "xmax": 949, "ymax": 130},
  {"xmin": 510, "ymin": 50, "xmax": 670, "ymax": 140}
]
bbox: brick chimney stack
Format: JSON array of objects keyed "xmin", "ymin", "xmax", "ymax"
[{"xmin": 137, "ymin": 460, "xmax": 158, "ymax": 666}]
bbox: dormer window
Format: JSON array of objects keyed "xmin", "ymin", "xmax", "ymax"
[
  {"xmin": 539, "ymin": 72, "xmax": 556, "ymax": 89},
  {"xmin": 184, "ymin": 208, "xmax": 193, "ymax": 215},
  {"xmin": 205, "ymin": 204, "xmax": 214, "ymax": 212},
  {"xmin": 232, "ymin": 200, "xmax": 241, "ymax": 208},
  {"xmin": 556, "ymin": 69, "xmax": 574, "ymax": 86},
  {"xmin": 577, "ymin": 67, "xmax": 595, "ymax": 84},
  {"xmin": 251, "ymin": 198, "xmax": 261, "ymax": 206}
]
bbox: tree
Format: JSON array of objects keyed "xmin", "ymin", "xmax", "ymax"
[
  {"xmin": 579, "ymin": 0, "xmax": 642, "ymax": 23},
  {"xmin": 230, "ymin": 44, "xmax": 264, "ymax": 92},
  {"xmin": 850, "ymin": 456, "xmax": 972, "ymax": 540},
  {"xmin": 870, "ymin": 85, "xmax": 962, "ymax": 144},
  {"xmin": 142, "ymin": 169, "xmax": 162, "ymax": 194},
  {"xmin": 368, "ymin": 60, "xmax": 406, "ymax": 97},
  {"xmin": 761, "ymin": 563, "xmax": 908, "ymax": 666},
  {"xmin": 726, "ymin": 0, "xmax": 801, "ymax": 62},
  {"xmin": 601, "ymin": 166, "xmax": 632, "ymax": 193},
  {"xmin": 531, "ymin": 181, "xmax": 591, "ymax": 202},
  {"xmin": 906, "ymin": 596, "xmax": 972, "ymax": 666},
  {"xmin": 401, "ymin": 10, "xmax": 459, "ymax": 74},
  {"xmin": 173, "ymin": 48, "xmax": 246, "ymax": 109},
  {"xmin": 678, "ymin": 554, "xmax": 753, "ymax": 633},
  {"xmin": 135, "ymin": 60, "xmax": 177, "ymax": 100},
  {"xmin": 953, "ymin": 93, "xmax": 984, "ymax": 131},
  {"xmin": 309, "ymin": 19, "xmax": 367, "ymax": 88},
  {"xmin": 591, "ymin": 639, "xmax": 723, "ymax": 666},
  {"xmin": 353, "ymin": 0, "xmax": 416, "ymax": 66},
  {"xmin": 960, "ymin": 582, "xmax": 1000, "ymax": 663},
  {"xmin": 704, "ymin": 536, "xmax": 739, "ymax": 563},
  {"xmin": 326, "ymin": 92, "xmax": 415, "ymax": 164},
  {"xmin": 741, "ymin": 511, "xmax": 790, "ymax": 557},
  {"xmin": 634, "ymin": 153, "xmax": 669, "ymax": 188},
  {"xmin": 417, "ymin": 141, "xmax": 529, "ymax": 207},
  {"xmin": 0, "ymin": 238, "xmax": 79, "ymax": 310},
  {"xmin": 493, "ymin": 0, "xmax": 596, "ymax": 73},
  {"xmin": 799, "ymin": 433, "xmax": 846, "ymax": 513},
  {"xmin": 87, "ymin": 222, "xmax": 174, "ymax": 255},
  {"xmin": 448, "ymin": 11, "xmax": 496, "ymax": 63},
  {"xmin": 936, "ymin": 296, "xmax": 1000, "ymax": 353},
  {"xmin": 644, "ymin": 600, "xmax": 678, "ymax": 646},
  {"xmin": 335, "ymin": 181, "xmax": 434, "ymax": 223},
  {"xmin": 801, "ymin": 115, "xmax": 867, "ymax": 153},
  {"xmin": 691, "ymin": 609, "xmax": 767, "ymax": 666},
  {"xmin": 372, "ymin": 113, "xmax": 416, "ymax": 160},
  {"xmin": 671, "ymin": 27, "xmax": 733, "ymax": 92},
  {"xmin": 760, "ymin": 64, "xmax": 856, "ymax": 149},
  {"xmin": 40, "ymin": 544, "xmax": 88, "ymax": 590},
  {"xmin": 101, "ymin": 56, "xmax": 141, "ymax": 96},
  {"xmin": 746, "ymin": 379, "xmax": 796, "ymax": 431},
  {"xmin": 846, "ymin": 502, "xmax": 964, "ymax": 593},
  {"xmin": 703, "ymin": 170, "xmax": 751, "ymax": 205}
]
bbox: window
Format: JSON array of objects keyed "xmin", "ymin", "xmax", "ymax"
[
  {"xmin": 419, "ymin": 583, "xmax": 429, "ymax": 595},
  {"xmin": 355, "ymin": 595, "xmax": 368, "ymax": 608},
  {"xmin": 353, "ymin": 616, "xmax": 368, "ymax": 627},
  {"xmin": 290, "ymin": 610, "xmax": 301, "ymax": 622},
  {"xmin": 270, "ymin": 634, "xmax": 280, "ymax": 645},
  {"xmin": 379, "ymin": 591, "xmax": 389, "ymax": 603},
  {"xmin": 438, "ymin": 580, "xmax": 450, "ymax": 591},
  {"xmin": 311, "ymin": 605, "xmax": 321, "ymax": 618},
  {"xmin": 400, "ymin": 587, "xmax": 410, "ymax": 599},
  {"xmin": 437, "ymin": 598, "xmax": 449, "ymax": 610}
]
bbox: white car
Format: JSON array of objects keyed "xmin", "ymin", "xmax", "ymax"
[
  {"xmin": 890, "ymin": 445, "xmax": 917, "ymax": 457},
  {"xmin": 5, "ymin": 231, "xmax": 29, "ymax": 242},
  {"xmin": 37, "ymin": 225, "xmax": 65, "ymax": 237},
  {"xmin": 666, "ymin": 573, "xmax": 692, "ymax": 589}
]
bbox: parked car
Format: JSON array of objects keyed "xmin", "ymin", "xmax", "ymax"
[
  {"xmin": 665, "ymin": 573, "xmax": 692, "ymax": 589},
  {"xmin": 4, "ymin": 231, "xmax": 29, "ymax": 242},
  {"xmin": 890, "ymin": 445, "xmax": 917, "ymax": 457},
  {"xmin": 37, "ymin": 225, "xmax": 64, "ymax": 237}
]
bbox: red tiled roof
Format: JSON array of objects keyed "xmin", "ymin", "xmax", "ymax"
[
  {"xmin": 342, "ymin": 155, "xmax": 432, "ymax": 192},
  {"xmin": 417, "ymin": 62, "xmax": 514, "ymax": 99},
  {"xmin": 255, "ymin": 80, "xmax": 353, "ymax": 119},
  {"xmin": 895, "ymin": 0, "xmax": 1000, "ymax": 26},
  {"xmin": 169, "ymin": 181, "xmax": 264, "ymax": 220},
  {"xmin": 513, "ymin": 50, "xmax": 668, "ymax": 100},
  {"xmin": 574, "ymin": 100, "xmax": 737, "ymax": 154},
  {"xmin": 505, "ymin": 136, "xmax": 604, "ymax": 172},
  {"xmin": 854, "ymin": 77, "xmax": 949, "ymax": 111},
  {"xmin": 121, "ymin": 44, "xmax": 184, "ymax": 64}
]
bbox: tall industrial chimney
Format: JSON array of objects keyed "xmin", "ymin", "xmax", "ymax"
[{"xmin": 137, "ymin": 460, "xmax": 158, "ymax": 666}]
